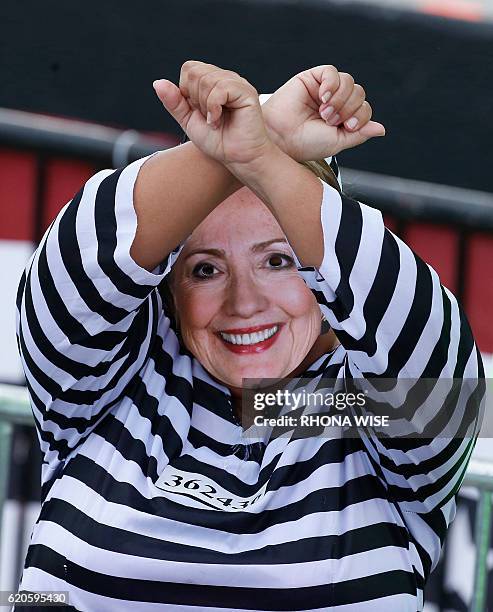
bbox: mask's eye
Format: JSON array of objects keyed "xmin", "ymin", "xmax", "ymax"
[
  {"xmin": 267, "ymin": 253, "xmax": 294, "ymax": 269},
  {"xmin": 192, "ymin": 262, "xmax": 218, "ymax": 279}
]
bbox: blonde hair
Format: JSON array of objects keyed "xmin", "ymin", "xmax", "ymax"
[{"xmin": 301, "ymin": 159, "xmax": 341, "ymax": 194}]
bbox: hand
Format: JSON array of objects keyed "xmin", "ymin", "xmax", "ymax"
[
  {"xmin": 153, "ymin": 61, "xmax": 272, "ymax": 167},
  {"xmin": 262, "ymin": 65, "xmax": 386, "ymax": 161}
]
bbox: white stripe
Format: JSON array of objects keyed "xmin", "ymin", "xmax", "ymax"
[{"xmin": 319, "ymin": 181, "xmax": 343, "ymax": 292}]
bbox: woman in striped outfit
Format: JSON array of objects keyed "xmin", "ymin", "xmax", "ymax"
[{"xmin": 16, "ymin": 61, "xmax": 483, "ymax": 611}]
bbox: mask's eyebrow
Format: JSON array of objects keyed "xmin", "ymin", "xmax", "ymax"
[
  {"xmin": 183, "ymin": 247, "xmax": 226, "ymax": 260},
  {"xmin": 251, "ymin": 238, "xmax": 289, "ymax": 253}
]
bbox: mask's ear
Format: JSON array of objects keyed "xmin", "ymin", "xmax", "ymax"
[{"xmin": 158, "ymin": 276, "xmax": 180, "ymax": 334}]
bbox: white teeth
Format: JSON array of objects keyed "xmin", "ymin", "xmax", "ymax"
[{"xmin": 220, "ymin": 325, "xmax": 279, "ymax": 345}]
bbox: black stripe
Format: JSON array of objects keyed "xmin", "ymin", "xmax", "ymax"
[
  {"xmin": 37, "ymin": 496, "xmax": 410, "ymax": 565},
  {"xmin": 25, "ymin": 545, "xmax": 415, "ymax": 610},
  {"xmin": 331, "ymin": 569, "xmax": 416, "ymax": 606},
  {"xmin": 191, "ymin": 376, "xmax": 235, "ymax": 423},
  {"xmin": 330, "ymin": 195, "xmax": 363, "ymax": 321},
  {"xmin": 15, "ymin": 268, "xmax": 27, "ymax": 312},
  {"xmin": 15, "ymin": 604, "xmax": 82, "ymax": 612}
]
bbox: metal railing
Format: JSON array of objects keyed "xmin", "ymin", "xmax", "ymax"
[{"xmin": 0, "ymin": 384, "xmax": 33, "ymax": 574}]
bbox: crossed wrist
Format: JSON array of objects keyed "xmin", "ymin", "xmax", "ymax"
[
  {"xmin": 224, "ymin": 139, "xmax": 283, "ymax": 187},
  {"xmin": 262, "ymin": 118, "xmax": 284, "ymax": 153}
]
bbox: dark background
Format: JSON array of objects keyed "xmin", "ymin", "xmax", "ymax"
[{"xmin": 1, "ymin": 0, "xmax": 491, "ymax": 188}]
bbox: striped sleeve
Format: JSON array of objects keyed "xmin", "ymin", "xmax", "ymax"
[
  {"xmin": 15, "ymin": 155, "xmax": 181, "ymax": 466},
  {"xmin": 313, "ymin": 180, "xmax": 485, "ymax": 514}
]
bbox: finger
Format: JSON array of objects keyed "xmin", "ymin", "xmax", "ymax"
[
  {"xmin": 153, "ymin": 79, "xmax": 192, "ymax": 131},
  {"xmin": 185, "ymin": 62, "xmax": 209, "ymax": 111},
  {"xmin": 337, "ymin": 84, "xmax": 366, "ymax": 125},
  {"xmin": 179, "ymin": 60, "xmax": 202, "ymax": 100},
  {"xmin": 206, "ymin": 77, "xmax": 258, "ymax": 129},
  {"xmin": 295, "ymin": 65, "xmax": 340, "ymax": 108},
  {"xmin": 317, "ymin": 65, "xmax": 340, "ymax": 104},
  {"xmin": 337, "ymin": 120, "xmax": 386, "ymax": 151},
  {"xmin": 180, "ymin": 60, "xmax": 217, "ymax": 112},
  {"xmin": 358, "ymin": 120, "xmax": 386, "ymax": 138},
  {"xmin": 321, "ymin": 72, "xmax": 355, "ymax": 126},
  {"xmin": 205, "ymin": 79, "xmax": 240, "ymax": 128},
  {"xmin": 206, "ymin": 97, "xmax": 223, "ymax": 129},
  {"xmin": 199, "ymin": 69, "xmax": 238, "ymax": 118},
  {"xmin": 343, "ymin": 100, "xmax": 372, "ymax": 132},
  {"xmin": 205, "ymin": 80, "xmax": 234, "ymax": 129}
]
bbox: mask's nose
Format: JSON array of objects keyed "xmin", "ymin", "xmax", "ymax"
[{"xmin": 223, "ymin": 274, "xmax": 270, "ymax": 320}]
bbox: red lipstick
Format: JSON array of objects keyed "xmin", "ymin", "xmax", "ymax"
[{"xmin": 216, "ymin": 323, "xmax": 283, "ymax": 354}]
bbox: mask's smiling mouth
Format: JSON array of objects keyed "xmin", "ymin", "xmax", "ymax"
[{"xmin": 216, "ymin": 324, "xmax": 283, "ymax": 354}]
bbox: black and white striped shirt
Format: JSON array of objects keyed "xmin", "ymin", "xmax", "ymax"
[{"xmin": 15, "ymin": 154, "xmax": 483, "ymax": 611}]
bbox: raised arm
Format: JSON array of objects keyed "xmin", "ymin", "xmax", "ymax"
[{"xmin": 161, "ymin": 62, "xmax": 385, "ymax": 269}]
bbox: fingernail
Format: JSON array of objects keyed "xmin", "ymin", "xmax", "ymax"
[
  {"xmin": 320, "ymin": 106, "xmax": 334, "ymax": 121},
  {"xmin": 321, "ymin": 92, "xmax": 332, "ymax": 104},
  {"xmin": 328, "ymin": 113, "xmax": 341, "ymax": 126},
  {"xmin": 207, "ymin": 112, "xmax": 212, "ymax": 125},
  {"xmin": 346, "ymin": 117, "xmax": 358, "ymax": 130}
]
